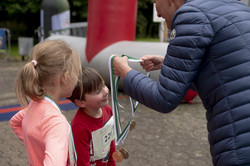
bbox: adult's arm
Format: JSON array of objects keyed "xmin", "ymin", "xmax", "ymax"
[{"xmin": 123, "ymin": 6, "xmax": 213, "ymax": 113}]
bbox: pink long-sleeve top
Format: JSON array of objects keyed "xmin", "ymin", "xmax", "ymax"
[{"xmin": 10, "ymin": 99, "xmax": 70, "ymax": 166}]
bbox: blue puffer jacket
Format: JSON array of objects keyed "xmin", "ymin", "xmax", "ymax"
[{"xmin": 123, "ymin": 0, "xmax": 250, "ymax": 165}]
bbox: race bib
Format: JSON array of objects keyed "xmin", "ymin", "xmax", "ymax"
[{"xmin": 91, "ymin": 116, "xmax": 114, "ymax": 160}]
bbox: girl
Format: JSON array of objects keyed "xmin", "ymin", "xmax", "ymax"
[{"xmin": 10, "ymin": 39, "xmax": 82, "ymax": 166}]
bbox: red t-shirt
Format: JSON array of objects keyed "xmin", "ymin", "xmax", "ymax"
[{"xmin": 71, "ymin": 105, "xmax": 116, "ymax": 166}]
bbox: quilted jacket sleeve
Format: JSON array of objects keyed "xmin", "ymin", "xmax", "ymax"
[{"xmin": 123, "ymin": 5, "xmax": 213, "ymax": 113}]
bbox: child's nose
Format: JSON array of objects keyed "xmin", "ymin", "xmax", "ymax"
[{"xmin": 103, "ymin": 86, "xmax": 109, "ymax": 95}]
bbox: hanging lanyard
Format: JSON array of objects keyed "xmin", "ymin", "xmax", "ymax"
[
  {"xmin": 108, "ymin": 54, "xmax": 150, "ymax": 146},
  {"xmin": 44, "ymin": 95, "xmax": 77, "ymax": 166}
]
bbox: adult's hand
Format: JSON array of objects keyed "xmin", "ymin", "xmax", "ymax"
[
  {"xmin": 140, "ymin": 55, "xmax": 164, "ymax": 72},
  {"xmin": 113, "ymin": 55, "xmax": 132, "ymax": 78}
]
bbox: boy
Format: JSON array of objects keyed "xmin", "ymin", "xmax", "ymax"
[{"xmin": 68, "ymin": 67, "xmax": 116, "ymax": 166}]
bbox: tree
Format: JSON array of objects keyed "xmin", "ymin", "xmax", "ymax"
[
  {"xmin": 0, "ymin": 0, "xmax": 42, "ymax": 42},
  {"xmin": 136, "ymin": 0, "xmax": 159, "ymax": 38},
  {"xmin": 68, "ymin": 0, "xmax": 88, "ymax": 23},
  {"xmin": 0, "ymin": 0, "xmax": 158, "ymax": 42}
]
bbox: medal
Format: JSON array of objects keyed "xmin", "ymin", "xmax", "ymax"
[
  {"xmin": 119, "ymin": 147, "xmax": 129, "ymax": 159},
  {"xmin": 109, "ymin": 55, "xmax": 151, "ymax": 162},
  {"xmin": 129, "ymin": 120, "xmax": 136, "ymax": 131},
  {"xmin": 112, "ymin": 150, "xmax": 123, "ymax": 162}
]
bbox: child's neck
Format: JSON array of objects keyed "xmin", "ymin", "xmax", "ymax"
[
  {"xmin": 81, "ymin": 108, "xmax": 103, "ymax": 118},
  {"xmin": 46, "ymin": 92, "xmax": 60, "ymax": 104}
]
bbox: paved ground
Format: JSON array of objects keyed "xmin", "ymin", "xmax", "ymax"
[{"xmin": 0, "ymin": 56, "xmax": 212, "ymax": 166}]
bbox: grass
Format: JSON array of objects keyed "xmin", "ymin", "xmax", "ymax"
[
  {"xmin": 11, "ymin": 43, "xmax": 26, "ymax": 61},
  {"xmin": 135, "ymin": 37, "xmax": 160, "ymax": 42},
  {"xmin": 0, "ymin": 43, "xmax": 28, "ymax": 61},
  {"xmin": 10, "ymin": 43, "xmax": 19, "ymax": 57}
]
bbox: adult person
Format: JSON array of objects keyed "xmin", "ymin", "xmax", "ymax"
[{"xmin": 112, "ymin": 0, "xmax": 250, "ymax": 165}]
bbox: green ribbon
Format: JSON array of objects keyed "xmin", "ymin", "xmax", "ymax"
[{"xmin": 108, "ymin": 54, "xmax": 150, "ymax": 145}]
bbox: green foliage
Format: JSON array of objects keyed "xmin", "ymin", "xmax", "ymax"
[
  {"xmin": 0, "ymin": 0, "xmax": 42, "ymax": 17},
  {"xmin": 136, "ymin": 0, "xmax": 159, "ymax": 38},
  {"xmin": 0, "ymin": 0, "xmax": 42, "ymax": 43},
  {"xmin": 0, "ymin": 0, "xmax": 159, "ymax": 43},
  {"xmin": 68, "ymin": 0, "xmax": 88, "ymax": 22}
]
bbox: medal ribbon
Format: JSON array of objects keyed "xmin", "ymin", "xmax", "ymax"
[
  {"xmin": 44, "ymin": 95, "xmax": 77, "ymax": 166},
  {"xmin": 108, "ymin": 54, "xmax": 150, "ymax": 145}
]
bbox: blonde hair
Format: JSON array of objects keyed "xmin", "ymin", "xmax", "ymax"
[{"xmin": 15, "ymin": 39, "xmax": 82, "ymax": 106}]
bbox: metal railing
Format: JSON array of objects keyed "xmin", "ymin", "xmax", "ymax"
[
  {"xmin": 49, "ymin": 22, "xmax": 88, "ymax": 37},
  {"xmin": 36, "ymin": 22, "xmax": 88, "ymax": 41}
]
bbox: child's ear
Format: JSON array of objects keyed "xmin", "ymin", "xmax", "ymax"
[
  {"xmin": 75, "ymin": 99, "xmax": 86, "ymax": 108},
  {"xmin": 60, "ymin": 72, "xmax": 69, "ymax": 86}
]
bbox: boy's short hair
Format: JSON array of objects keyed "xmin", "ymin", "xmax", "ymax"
[{"xmin": 68, "ymin": 67, "xmax": 104, "ymax": 103}]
